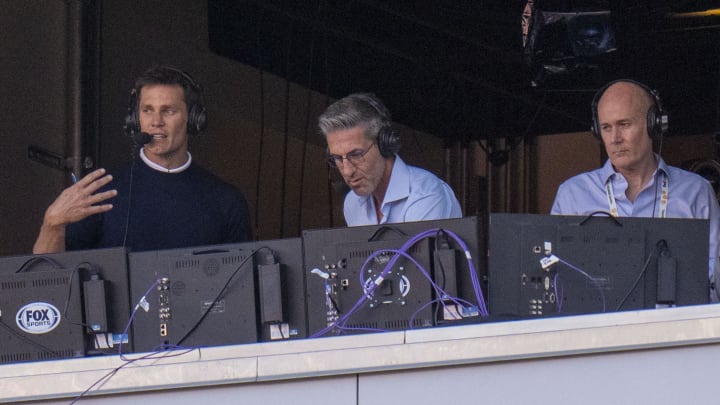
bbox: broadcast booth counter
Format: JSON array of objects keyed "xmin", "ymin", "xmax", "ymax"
[
  {"xmin": 1, "ymin": 215, "xmax": 720, "ymax": 404},
  {"xmin": 3, "ymin": 306, "xmax": 720, "ymax": 404}
]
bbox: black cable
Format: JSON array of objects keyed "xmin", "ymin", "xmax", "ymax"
[
  {"xmin": 279, "ymin": 19, "xmax": 294, "ymax": 237},
  {"xmin": 58, "ymin": 265, "xmax": 110, "ymax": 351},
  {"xmin": 118, "ymin": 278, "xmax": 160, "ymax": 358},
  {"xmin": 175, "ymin": 248, "xmax": 268, "ymax": 347},
  {"xmin": 69, "ymin": 347, "xmax": 197, "ymax": 404},
  {"xmin": 579, "ymin": 211, "xmax": 623, "ymax": 226},
  {"xmin": 14, "ymin": 256, "xmax": 63, "ymax": 273},
  {"xmin": 434, "ymin": 230, "xmax": 450, "ymax": 291},
  {"xmin": 320, "ymin": 0, "xmax": 336, "ymax": 227},
  {"xmin": 297, "ymin": 86, "xmax": 312, "ymax": 235},
  {"xmin": 62, "ymin": 267, "xmax": 83, "ymax": 327},
  {"xmin": 121, "ymin": 135, "xmax": 147, "ymax": 248},
  {"xmin": 296, "ymin": 1, "xmax": 323, "ymax": 236},
  {"xmin": 0, "ymin": 268, "xmax": 82, "ymax": 360},
  {"xmin": 253, "ymin": 6, "xmax": 266, "ymax": 239},
  {"xmin": 0, "ymin": 319, "xmax": 63, "ymax": 359},
  {"xmin": 432, "ymin": 232, "xmax": 449, "ymax": 325},
  {"xmin": 367, "ymin": 225, "xmax": 406, "ymax": 242},
  {"xmin": 121, "ymin": 158, "xmax": 137, "ymax": 248},
  {"xmin": 329, "ymin": 294, "xmax": 341, "ymax": 314},
  {"xmin": 521, "ymin": 91, "xmax": 548, "ymax": 139},
  {"xmin": 614, "ymin": 240, "xmax": 665, "ymax": 311}
]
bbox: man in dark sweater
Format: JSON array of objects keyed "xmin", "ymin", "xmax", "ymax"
[{"xmin": 33, "ymin": 65, "xmax": 252, "ymax": 253}]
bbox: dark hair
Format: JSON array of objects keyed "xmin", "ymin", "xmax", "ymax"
[
  {"xmin": 125, "ymin": 64, "xmax": 208, "ymax": 136},
  {"xmin": 133, "ymin": 64, "xmax": 204, "ymax": 113}
]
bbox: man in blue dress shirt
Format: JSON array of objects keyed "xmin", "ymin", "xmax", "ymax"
[
  {"xmin": 318, "ymin": 93, "xmax": 462, "ymax": 226},
  {"xmin": 551, "ymin": 79, "xmax": 720, "ymax": 299}
]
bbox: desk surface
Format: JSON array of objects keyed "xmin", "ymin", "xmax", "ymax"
[{"xmin": 2, "ymin": 304, "xmax": 720, "ymax": 403}]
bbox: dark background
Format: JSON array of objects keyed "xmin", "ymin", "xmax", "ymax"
[
  {"xmin": 208, "ymin": 0, "xmax": 720, "ymax": 140},
  {"xmin": 1, "ymin": 1, "xmax": 719, "ymax": 256}
]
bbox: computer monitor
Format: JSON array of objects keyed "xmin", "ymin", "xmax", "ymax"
[
  {"xmin": 128, "ymin": 237, "xmax": 306, "ymax": 353},
  {"xmin": 302, "ymin": 216, "xmax": 486, "ymax": 337},
  {"xmin": 0, "ymin": 269, "xmax": 83, "ymax": 364},
  {"xmin": 0, "ymin": 247, "xmax": 131, "ymax": 363},
  {"xmin": 233, "ymin": 237, "xmax": 307, "ymax": 342},
  {"xmin": 488, "ymin": 213, "xmax": 710, "ymax": 319},
  {"xmin": 128, "ymin": 244, "xmax": 257, "ymax": 352}
]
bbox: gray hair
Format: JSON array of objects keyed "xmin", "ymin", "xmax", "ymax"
[{"xmin": 318, "ymin": 93, "xmax": 392, "ymax": 141}]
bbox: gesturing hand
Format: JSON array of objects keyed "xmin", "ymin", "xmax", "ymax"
[{"xmin": 43, "ymin": 168, "xmax": 118, "ymax": 227}]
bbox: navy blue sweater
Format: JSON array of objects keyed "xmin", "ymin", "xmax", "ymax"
[{"xmin": 66, "ymin": 160, "xmax": 252, "ymax": 252}]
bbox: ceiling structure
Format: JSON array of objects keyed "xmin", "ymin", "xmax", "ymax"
[{"xmin": 208, "ymin": 0, "xmax": 720, "ymax": 141}]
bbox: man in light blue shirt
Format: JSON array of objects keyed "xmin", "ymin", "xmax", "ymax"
[
  {"xmin": 318, "ymin": 93, "xmax": 462, "ymax": 226},
  {"xmin": 551, "ymin": 79, "xmax": 720, "ymax": 299}
]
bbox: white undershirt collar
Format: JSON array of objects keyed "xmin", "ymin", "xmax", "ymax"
[{"xmin": 140, "ymin": 148, "xmax": 192, "ymax": 173}]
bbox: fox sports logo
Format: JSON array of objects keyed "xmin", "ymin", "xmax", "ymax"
[{"xmin": 16, "ymin": 302, "xmax": 61, "ymax": 334}]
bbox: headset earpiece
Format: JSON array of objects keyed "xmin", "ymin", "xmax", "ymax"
[
  {"xmin": 187, "ymin": 99, "xmax": 207, "ymax": 135},
  {"xmin": 376, "ymin": 125, "xmax": 400, "ymax": 158},
  {"xmin": 359, "ymin": 93, "xmax": 401, "ymax": 158},
  {"xmin": 123, "ymin": 88, "xmax": 141, "ymax": 136}
]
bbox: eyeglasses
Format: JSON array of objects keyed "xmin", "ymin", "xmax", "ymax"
[{"xmin": 326, "ymin": 143, "xmax": 376, "ymax": 168}]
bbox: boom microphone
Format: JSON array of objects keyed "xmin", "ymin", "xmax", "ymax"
[{"xmin": 132, "ymin": 132, "xmax": 152, "ymax": 146}]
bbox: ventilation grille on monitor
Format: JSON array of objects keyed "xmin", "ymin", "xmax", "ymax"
[
  {"xmin": 33, "ymin": 275, "xmax": 70, "ymax": 288},
  {"xmin": 0, "ymin": 279, "xmax": 26, "ymax": 290}
]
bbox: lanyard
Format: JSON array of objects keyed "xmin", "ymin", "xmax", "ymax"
[{"xmin": 605, "ymin": 171, "xmax": 668, "ymax": 218}]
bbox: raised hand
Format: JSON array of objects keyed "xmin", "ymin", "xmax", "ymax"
[{"xmin": 33, "ymin": 168, "xmax": 117, "ymax": 253}]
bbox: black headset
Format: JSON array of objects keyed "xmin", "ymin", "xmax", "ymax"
[
  {"xmin": 359, "ymin": 93, "xmax": 401, "ymax": 158},
  {"xmin": 123, "ymin": 65, "xmax": 208, "ymax": 137},
  {"xmin": 590, "ymin": 79, "xmax": 669, "ymax": 140}
]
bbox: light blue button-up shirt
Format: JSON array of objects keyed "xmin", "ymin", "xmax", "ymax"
[
  {"xmin": 343, "ymin": 155, "xmax": 462, "ymax": 226},
  {"xmin": 551, "ymin": 156, "xmax": 720, "ymax": 284}
]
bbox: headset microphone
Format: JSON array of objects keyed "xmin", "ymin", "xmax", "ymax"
[{"xmin": 132, "ymin": 132, "xmax": 152, "ymax": 146}]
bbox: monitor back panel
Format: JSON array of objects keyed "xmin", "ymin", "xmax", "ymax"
[
  {"xmin": 230, "ymin": 238, "xmax": 307, "ymax": 341},
  {"xmin": 303, "ymin": 229, "xmax": 433, "ymax": 336},
  {"xmin": 128, "ymin": 245, "xmax": 258, "ymax": 352},
  {"xmin": 392, "ymin": 216, "xmax": 486, "ymax": 315},
  {"xmin": 302, "ymin": 217, "xmax": 484, "ymax": 337},
  {"xmin": 0, "ymin": 247, "xmax": 131, "ymax": 354},
  {"xmin": 488, "ymin": 214, "xmax": 709, "ymax": 319},
  {"xmin": 0, "ymin": 269, "xmax": 85, "ymax": 364}
]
